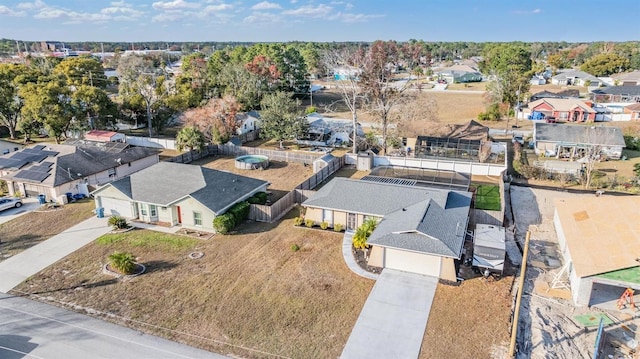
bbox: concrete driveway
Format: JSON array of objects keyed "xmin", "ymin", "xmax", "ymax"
[
  {"xmin": 0, "ymin": 293, "xmax": 227, "ymax": 359},
  {"xmin": 0, "ymin": 197, "xmax": 40, "ymax": 226},
  {"xmin": 341, "ymin": 269, "xmax": 438, "ymax": 359}
]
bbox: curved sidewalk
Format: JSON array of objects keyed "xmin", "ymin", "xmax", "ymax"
[{"xmin": 342, "ymin": 232, "xmax": 379, "ymax": 280}]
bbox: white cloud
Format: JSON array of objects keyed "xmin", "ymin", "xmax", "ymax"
[
  {"xmin": 243, "ymin": 12, "xmax": 281, "ymax": 23},
  {"xmin": 282, "ymin": 4, "xmax": 332, "ymax": 18},
  {"xmin": 101, "ymin": 2, "xmax": 144, "ymax": 18},
  {"xmin": 290, "ymin": 0, "xmax": 297, "ymax": 3},
  {"xmin": 332, "ymin": 12, "xmax": 384, "ymax": 23},
  {"xmin": 152, "ymin": 0, "xmax": 200, "ymax": 10},
  {"xmin": 16, "ymin": 0, "xmax": 45, "ymax": 10},
  {"xmin": 0, "ymin": 6, "xmax": 25, "ymax": 16},
  {"xmin": 513, "ymin": 8, "xmax": 542, "ymax": 15},
  {"xmin": 204, "ymin": 3, "xmax": 233, "ymax": 12},
  {"xmin": 251, "ymin": 1, "xmax": 281, "ymax": 10},
  {"xmin": 33, "ymin": 7, "xmax": 111, "ymax": 23}
]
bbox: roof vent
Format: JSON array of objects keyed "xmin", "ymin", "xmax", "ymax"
[{"xmin": 402, "ymin": 208, "xmax": 407, "ymax": 211}]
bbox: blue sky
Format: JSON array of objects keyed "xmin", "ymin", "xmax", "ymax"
[{"xmin": 0, "ymin": 0, "xmax": 639, "ymax": 42}]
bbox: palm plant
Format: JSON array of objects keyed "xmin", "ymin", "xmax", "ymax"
[{"xmin": 108, "ymin": 252, "xmax": 136, "ymax": 274}]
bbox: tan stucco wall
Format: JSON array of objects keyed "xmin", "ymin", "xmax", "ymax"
[
  {"xmin": 305, "ymin": 207, "xmax": 323, "ymax": 224},
  {"xmin": 440, "ymin": 258, "xmax": 457, "ymax": 282},
  {"xmin": 368, "ymin": 246, "xmax": 384, "ymax": 267},
  {"xmin": 173, "ymin": 196, "xmax": 217, "ymax": 231}
]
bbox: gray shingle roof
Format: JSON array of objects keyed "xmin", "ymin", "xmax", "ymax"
[
  {"xmin": 303, "ymin": 178, "xmax": 471, "ymax": 257},
  {"xmin": 553, "ymin": 70, "xmax": 599, "ymax": 82},
  {"xmin": 534, "ymin": 123, "xmax": 626, "ymax": 146},
  {"xmin": 106, "ymin": 162, "xmax": 268, "ymax": 214},
  {"xmin": 591, "ymin": 85, "xmax": 640, "ymax": 96}
]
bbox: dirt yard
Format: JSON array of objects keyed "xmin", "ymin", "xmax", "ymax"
[
  {"xmin": 509, "ymin": 186, "xmax": 640, "ymax": 358},
  {"xmin": 0, "ymin": 199, "xmax": 96, "ymax": 261},
  {"xmin": 191, "ymin": 156, "xmax": 314, "ymax": 202},
  {"xmin": 12, "ymin": 209, "xmax": 374, "ymax": 359}
]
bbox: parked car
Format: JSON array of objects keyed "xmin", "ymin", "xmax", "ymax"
[
  {"xmin": 512, "ymin": 135, "xmax": 525, "ymax": 145},
  {"xmin": 545, "ymin": 116, "xmax": 557, "ymax": 123},
  {"xmin": 0, "ymin": 197, "xmax": 22, "ymax": 212}
]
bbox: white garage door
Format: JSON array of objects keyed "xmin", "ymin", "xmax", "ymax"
[
  {"xmin": 384, "ymin": 248, "xmax": 441, "ymax": 277},
  {"xmin": 100, "ymin": 197, "xmax": 133, "ymax": 218}
]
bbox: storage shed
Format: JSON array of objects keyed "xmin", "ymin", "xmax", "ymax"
[
  {"xmin": 472, "ymin": 224, "xmax": 506, "ymax": 275},
  {"xmin": 313, "ymin": 153, "xmax": 335, "ymax": 173},
  {"xmin": 356, "ymin": 151, "xmax": 373, "ymax": 171}
]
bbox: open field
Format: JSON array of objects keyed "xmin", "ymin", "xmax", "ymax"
[
  {"xmin": 0, "ymin": 199, "xmax": 95, "ymax": 261},
  {"xmin": 191, "ymin": 155, "xmax": 314, "ymax": 202},
  {"xmin": 421, "ymin": 276, "xmax": 514, "ymax": 358},
  {"xmin": 13, "ymin": 210, "xmax": 374, "ymax": 359}
]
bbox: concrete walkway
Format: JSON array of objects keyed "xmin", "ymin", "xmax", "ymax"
[
  {"xmin": 341, "ymin": 269, "xmax": 438, "ymax": 359},
  {"xmin": 0, "ymin": 293, "xmax": 227, "ymax": 359},
  {"xmin": 342, "ymin": 232, "xmax": 379, "ymax": 280},
  {"xmin": 0, "ymin": 216, "xmax": 112, "ymax": 293}
]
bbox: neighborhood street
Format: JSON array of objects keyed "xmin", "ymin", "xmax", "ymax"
[{"xmin": 0, "ymin": 294, "xmax": 227, "ymax": 359}]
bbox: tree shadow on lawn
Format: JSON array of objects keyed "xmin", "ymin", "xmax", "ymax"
[
  {"xmin": 4, "ymin": 279, "xmax": 119, "ymax": 299},
  {"xmin": 142, "ymin": 260, "xmax": 179, "ymax": 274}
]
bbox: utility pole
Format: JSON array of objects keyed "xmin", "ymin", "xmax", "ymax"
[{"xmin": 89, "ymin": 71, "xmax": 93, "ymax": 87}]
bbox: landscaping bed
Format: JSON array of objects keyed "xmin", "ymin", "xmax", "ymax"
[
  {"xmin": 0, "ymin": 199, "xmax": 95, "ymax": 261},
  {"xmin": 12, "ymin": 211, "xmax": 373, "ymax": 359}
]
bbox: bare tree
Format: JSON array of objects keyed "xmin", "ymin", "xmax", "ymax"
[
  {"xmin": 360, "ymin": 41, "xmax": 415, "ymax": 155},
  {"xmin": 579, "ymin": 125, "xmax": 622, "ymax": 189},
  {"xmin": 321, "ymin": 47, "xmax": 367, "ymax": 154},
  {"xmin": 395, "ymin": 94, "xmax": 439, "ymax": 137},
  {"xmin": 180, "ymin": 96, "xmax": 240, "ymax": 144}
]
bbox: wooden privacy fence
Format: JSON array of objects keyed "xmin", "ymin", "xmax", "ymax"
[{"xmin": 249, "ymin": 156, "xmax": 344, "ymax": 223}]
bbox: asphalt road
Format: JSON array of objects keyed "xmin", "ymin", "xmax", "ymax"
[{"xmin": 0, "ymin": 294, "xmax": 228, "ymax": 359}]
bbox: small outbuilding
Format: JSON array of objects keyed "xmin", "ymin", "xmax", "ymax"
[
  {"xmin": 313, "ymin": 153, "xmax": 336, "ymax": 173},
  {"xmin": 85, "ymin": 130, "xmax": 125, "ymax": 143},
  {"xmin": 472, "ymin": 224, "xmax": 506, "ymax": 275}
]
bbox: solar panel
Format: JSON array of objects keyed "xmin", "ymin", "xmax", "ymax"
[
  {"xmin": 31, "ymin": 164, "xmax": 52, "ymax": 172},
  {"xmin": 32, "ymin": 145, "xmax": 45, "ymax": 150},
  {"xmin": 14, "ymin": 170, "xmax": 50, "ymax": 182}
]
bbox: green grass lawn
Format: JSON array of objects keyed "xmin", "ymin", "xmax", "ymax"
[{"xmin": 473, "ymin": 184, "xmax": 501, "ymax": 211}]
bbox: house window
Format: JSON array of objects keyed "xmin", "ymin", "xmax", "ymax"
[
  {"xmin": 244, "ymin": 124, "xmax": 247, "ymax": 129},
  {"xmin": 193, "ymin": 211, "xmax": 202, "ymax": 226},
  {"xmin": 108, "ymin": 168, "xmax": 116, "ymax": 177},
  {"xmin": 559, "ymin": 112, "xmax": 568, "ymax": 120},
  {"xmin": 150, "ymin": 205, "xmax": 157, "ymax": 217},
  {"xmin": 140, "ymin": 204, "xmax": 147, "ymax": 216}
]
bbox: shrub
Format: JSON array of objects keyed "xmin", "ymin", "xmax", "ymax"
[
  {"xmin": 333, "ymin": 223, "xmax": 344, "ymax": 232},
  {"xmin": 353, "ymin": 218, "xmax": 378, "ymax": 249},
  {"xmin": 108, "ymin": 215, "xmax": 128, "ymax": 229},
  {"xmin": 108, "ymin": 252, "xmax": 136, "ymax": 274},
  {"xmin": 228, "ymin": 201, "xmax": 250, "ymax": 224},
  {"xmin": 293, "ymin": 216, "xmax": 304, "ymax": 226},
  {"xmin": 320, "ymin": 221, "xmax": 329, "ymax": 230},
  {"xmin": 290, "ymin": 243, "xmax": 300, "ymax": 252},
  {"xmin": 213, "ymin": 213, "xmax": 236, "ymax": 234},
  {"xmin": 252, "ymin": 192, "xmax": 268, "ymax": 204},
  {"xmin": 305, "ymin": 106, "xmax": 317, "ymax": 114},
  {"xmin": 304, "ymin": 219, "xmax": 315, "ymax": 228}
]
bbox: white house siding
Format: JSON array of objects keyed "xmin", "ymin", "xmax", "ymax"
[
  {"xmin": 570, "ymin": 270, "xmax": 593, "ymax": 306},
  {"xmin": 95, "ymin": 185, "xmax": 136, "ymax": 218},
  {"xmin": 384, "ymin": 247, "xmax": 442, "ymax": 277}
]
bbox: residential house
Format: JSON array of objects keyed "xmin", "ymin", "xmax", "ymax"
[
  {"xmin": 297, "ymin": 113, "xmax": 364, "ymax": 147},
  {"xmin": 528, "ymin": 98, "xmax": 597, "ymax": 122},
  {"xmin": 92, "ymin": 162, "xmax": 269, "ymax": 231},
  {"xmin": 84, "ymin": 130, "xmax": 125, "ymax": 143},
  {"xmin": 612, "ymin": 70, "xmax": 640, "ymax": 86},
  {"xmin": 625, "ymin": 103, "xmax": 640, "ymax": 121},
  {"xmin": 554, "ymin": 196, "xmax": 640, "ymax": 307},
  {"xmin": 0, "ymin": 143, "xmax": 159, "ymax": 201},
  {"xmin": 533, "ymin": 122, "xmax": 625, "ymax": 159},
  {"xmin": 591, "ymin": 86, "xmax": 640, "ymax": 103},
  {"xmin": 529, "ymin": 89, "xmax": 580, "ymax": 102},
  {"xmin": 551, "ymin": 70, "xmax": 601, "ymax": 87},
  {"xmin": 436, "ymin": 64, "xmax": 483, "ymax": 84},
  {"xmin": 236, "ymin": 111, "xmax": 261, "ymax": 135},
  {"xmin": 530, "ymin": 75, "xmax": 546, "ymax": 85},
  {"xmin": 302, "ymin": 177, "xmax": 471, "ymax": 280}
]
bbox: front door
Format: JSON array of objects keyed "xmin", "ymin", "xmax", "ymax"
[
  {"xmin": 347, "ymin": 213, "xmax": 357, "ymax": 232},
  {"xmin": 176, "ymin": 206, "xmax": 182, "ymax": 224},
  {"xmin": 322, "ymin": 209, "xmax": 333, "ymax": 226}
]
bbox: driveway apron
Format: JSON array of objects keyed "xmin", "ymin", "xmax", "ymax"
[{"xmin": 340, "ymin": 269, "xmax": 438, "ymax": 359}]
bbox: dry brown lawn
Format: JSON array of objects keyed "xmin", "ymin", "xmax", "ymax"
[
  {"xmin": 0, "ymin": 199, "xmax": 96, "ymax": 261},
  {"xmin": 445, "ymin": 82, "xmax": 487, "ymax": 91},
  {"xmin": 13, "ymin": 210, "xmax": 373, "ymax": 359},
  {"xmin": 191, "ymin": 156, "xmax": 314, "ymax": 202},
  {"xmin": 420, "ymin": 276, "xmax": 514, "ymax": 358},
  {"xmin": 428, "ymin": 91, "xmax": 487, "ymax": 124}
]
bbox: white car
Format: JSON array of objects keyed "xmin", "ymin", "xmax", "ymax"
[{"xmin": 0, "ymin": 197, "xmax": 23, "ymax": 212}]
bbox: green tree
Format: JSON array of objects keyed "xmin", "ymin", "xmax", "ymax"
[
  {"xmin": 480, "ymin": 43, "xmax": 532, "ymax": 129},
  {"xmin": 0, "ymin": 63, "xmax": 38, "ymax": 139},
  {"xmin": 580, "ymin": 53, "xmax": 630, "ymax": 76},
  {"xmin": 176, "ymin": 126, "xmax": 206, "ymax": 152},
  {"xmin": 71, "ymin": 85, "xmax": 117, "ymax": 130},
  {"xmin": 259, "ymin": 91, "xmax": 307, "ymax": 149},
  {"xmin": 20, "ymin": 78, "xmax": 74, "ymax": 143},
  {"xmin": 352, "ymin": 217, "xmax": 378, "ymax": 249},
  {"xmin": 53, "ymin": 57, "xmax": 107, "ymax": 89}
]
